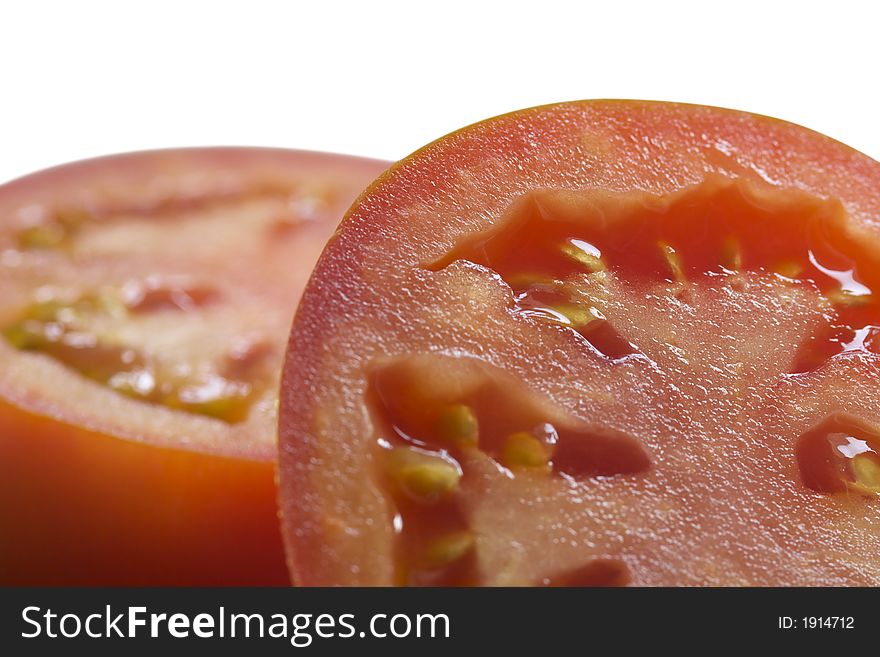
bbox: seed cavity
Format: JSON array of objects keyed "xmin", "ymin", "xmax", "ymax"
[
  {"xmin": 552, "ymin": 425, "xmax": 652, "ymax": 477},
  {"xmin": 121, "ymin": 277, "xmax": 220, "ymax": 313},
  {"xmin": 543, "ymin": 559, "xmax": 630, "ymax": 587},
  {"xmin": 514, "ymin": 288, "xmax": 638, "ymax": 361},
  {"xmin": 2, "ymin": 291, "xmax": 257, "ymax": 423},
  {"xmin": 427, "ymin": 176, "xmax": 880, "ymax": 375},
  {"xmin": 370, "ymin": 354, "xmax": 650, "ymax": 482},
  {"xmin": 796, "ymin": 413, "xmax": 880, "ymax": 495},
  {"xmin": 369, "ymin": 354, "xmax": 652, "ymax": 586}
]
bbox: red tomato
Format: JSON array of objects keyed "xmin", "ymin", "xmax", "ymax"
[
  {"xmin": 0, "ymin": 148, "xmax": 388, "ymax": 585},
  {"xmin": 278, "ymin": 101, "xmax": 880, "ymax": 586}
]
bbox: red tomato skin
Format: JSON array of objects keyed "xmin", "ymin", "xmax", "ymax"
[{"xmin": 0, "ymin": 399, "xmax": 288, "ymax": 585}]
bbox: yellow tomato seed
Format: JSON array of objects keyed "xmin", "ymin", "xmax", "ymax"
[{"xmin": 437, "ymin": 404, "xmax": 479, "ymax": 447}]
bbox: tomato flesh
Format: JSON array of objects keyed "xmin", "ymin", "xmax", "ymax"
[
  {"xmin": 368, "ymin": 177, "xmax": 880, "ymax": 585},
  {"xmin": 279, "ymin": 102, "xmax": 880, "ymax": 586}
]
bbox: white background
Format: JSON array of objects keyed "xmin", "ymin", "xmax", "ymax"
[{"xmin": 1, "ymin": 0, "xmax": 878, "ymax": 183}]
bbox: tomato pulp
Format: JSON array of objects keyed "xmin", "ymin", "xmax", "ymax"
[
  {"xmin": 0, "ymin": 148, "xmax": 388, "ymax": 585},
  {"xmin": 279, "ymin": 102, "xmax": 880, "ymax": 586}
]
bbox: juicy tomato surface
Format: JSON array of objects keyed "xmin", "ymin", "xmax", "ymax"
[
  {"xmin": 279, "ymin": 101, "xmax": 880, "ymax": 586},
  {"xmin": 0, "ymin": 148, "xmax": 388, "ymax": 585}
]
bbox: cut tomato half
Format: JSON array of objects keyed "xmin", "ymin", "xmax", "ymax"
[
  {"xmin": 278, "ymin": 101, "xmax": 880, "ymax": 586},
  {"xmin": 0, "ymin": 148, "xmax": 388, "ymax": 585}
]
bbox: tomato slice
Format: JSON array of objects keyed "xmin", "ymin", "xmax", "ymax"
[
  {"xmin": 278, "ymin": 102, "xmax": 880, "ymax": 586},
  {"xmin": 0, "ymin": 148, "xmax": 388, "ymax": 585}
]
